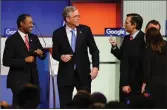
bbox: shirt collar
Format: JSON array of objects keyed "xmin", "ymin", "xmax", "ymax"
[
  {"xmin": 131, "ymin": 30, "xmax": 140, "ymax": 39},
  {"xmin": 18, "ymin": 30, "xmax": 28, "ymax": 38},
  {"xmin": 66, "ymin": 25, "xmax": 76, "ymax": 32}
]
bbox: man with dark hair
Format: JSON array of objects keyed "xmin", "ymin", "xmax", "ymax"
[
  {"xmin": 3, "ymin": 14, "xmax": 46, "ymax": 106},
  {"xmin": 143, "ymin": 20, "xmax": 161, "ymax": 43},
  {"xmin": 145, "ymin": 20, "xmax": 161, "ymax": 31},
  {"xmin": 109, "ymin": 13, "xmax": 145, "ymax": 103}
]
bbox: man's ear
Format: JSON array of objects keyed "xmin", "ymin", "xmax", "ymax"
[
  {"xmin": 133, "ymin": 23, "xmax": 137, "ymax": 29},
  {"xmin": 66, "ymin": 17, "xmax": 70, "ymax": 22},
  {"xmin": 20, "ymin": 21, "xmax": 24, "ymax": 27}
]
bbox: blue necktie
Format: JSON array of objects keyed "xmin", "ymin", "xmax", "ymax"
[
  {"xmin": 70, "ymin": 30, "xmax": 76, "ymax": 69},
  {"xmin": 70, "ymin": 30, "xmax": 76, "ymax": 52}
]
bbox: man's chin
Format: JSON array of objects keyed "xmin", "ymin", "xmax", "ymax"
[
  {"xmin": 25, "ymin": 30, "xmax": 31, "ymax": 34},
  {"xmin": 28, "ymin": 29, "xmax": 32, "ymax": 33},
  {"xmin": 75, "ymin": 23, "xmax": 80, "ymax": 26}
]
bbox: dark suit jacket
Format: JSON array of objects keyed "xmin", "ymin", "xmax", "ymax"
[
  {"xmin": 143, "ymin": 41, "xmax": 167, "ymax": 107},
  {"xmin": 143, "ymin": 41, "xmax": 167, "ymax": 90},
  {"xmin": 111, "ymin": 31, "xmax": 145, "ymax": 91},
  {"xmin": 3, "ymin": 31, "xmax": 46, "ymax": 89},
  {"xmin": 52, "ymin": 24, "xmax": 99, "ymax": 87}
]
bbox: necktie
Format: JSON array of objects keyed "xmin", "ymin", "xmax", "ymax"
[
  {"xmin": 70, "ymin": 30, "xmax": 76, "ymax": 69},
  {"xmin": 130, "ymin": 35, "xmax": 133, "ymax": 40},
  {"xmin": 70, "ymin": 30, "xmax": 76, "ymax": 52},
  {"xmin": 25, "ymin": 35, "xmax": 30, "ymax": 51}
]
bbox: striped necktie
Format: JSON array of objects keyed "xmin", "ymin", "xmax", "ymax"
[
  {"xmin": 25, "ymin": 34, "xmax": 30, "ymax": 51},
  {"xmin": 130, "ymin": 35, "xmax": 133, "ymax": 40}
]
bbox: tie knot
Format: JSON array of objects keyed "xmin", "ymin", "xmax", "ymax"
[
  {"xmin": 130, "ymin": 35, "xmax": 133, "ymax": 40},
  {"xmin": 70, "ymin": 29, "xmax": 75, "ymax": 34},
  {"xmin": 25, "ymin": 34, "xmax": 28, "ymax": 38}
]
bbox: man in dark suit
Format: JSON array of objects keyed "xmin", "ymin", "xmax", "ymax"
[
  {"xmin": 52, "ymin": 6, "xmax": 99, "ymax": 108},
  {"xmin": 109, "ymin": 13, "xmax": 145, "ymax": 103},
  {"xmin": 3, "ymin": 14, "xmax": 46, "ymax": 106}
]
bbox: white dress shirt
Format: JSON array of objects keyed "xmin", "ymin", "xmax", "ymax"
[
  {"xmin": 18, "ymin": 30, "xmax": 29, "ymax": 42},
  {"xmin": 66, "ymin": 25, "xmax": 77, "ymax": 46},
  {"xmin": 131, "ymin": 30, "xmax": 140, "ymax": 39}
]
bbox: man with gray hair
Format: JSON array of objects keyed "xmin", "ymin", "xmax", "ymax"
[{"xmin": 52, "ymin": 6, "xmax": 99, "ymax": 108}]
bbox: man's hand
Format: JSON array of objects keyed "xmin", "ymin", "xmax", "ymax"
[
  {"xmin": 90, "ymin": 67, "xmax": 99, "ymax": 80},
  {"xmin": 0, "ymin": 100, "xmax": 9, "ymax": 108},
  {"xmin": 122, "ymin": 85, "xmax": 131, "ymax": 94},
  {"xmin": 141, "ymin": 83, "xmax": 146, "ymax": 93},
  {"xmin": 34, "ymin": 49, "xmax": 43, "ymax": 56},
  {"xmin": 109, "ymin": 37, "xmax": 117, "ymax": 46},
  {"xmin": 61, "ymin": 54, "xmax": 73, "ymax": 62},
  {"xmin": 25, "ymin": 56, "xmax": 34, "ymax": 63}
]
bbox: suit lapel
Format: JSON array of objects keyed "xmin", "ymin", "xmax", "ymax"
[
  {"xmin": 75, "ymin": 26, "xmax": 83, "ymax": 52},
  {"xmin": 16, "ymin": 32, "xmax": 29, "ymax": 51},
  {"xmin": 28, "ymin": 34, "xmax": 34, "ymax": 51},
  {"xmin": 134, "ymin": 31, "xmax": 143, "ymax": 40},
  {"xmin": 63, "ymin": 26, "xmax": 73, "ymax": 52}
]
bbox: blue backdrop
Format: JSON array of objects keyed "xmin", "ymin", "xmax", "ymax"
[{"xmin": 1, "ymin": 0, "xmax": 68, "ymax": 37}]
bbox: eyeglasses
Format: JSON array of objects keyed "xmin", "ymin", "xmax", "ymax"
[{"xmin": 69, "ymin": 15, "xmax": 80, "ymax": 19}]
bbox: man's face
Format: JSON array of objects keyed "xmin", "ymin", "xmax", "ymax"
[
  {"xmin": 124, "ymin": 16, "xmax": 136, "ymax": 33},
  {"xmin": 66, "ymin": 10, "xmax": 80, "ymax": 27},
  {"xmin": 21, "ymin": 16, "xmax": 34, "ymax": 33},
  {"xmin": 145, "ymin": 23, "xmax": 160, "ymax": 32}
]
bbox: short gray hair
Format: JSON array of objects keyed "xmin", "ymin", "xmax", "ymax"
[{"xmin": 62, "ymin": 6, "xmax": 77, "ymax": 21}]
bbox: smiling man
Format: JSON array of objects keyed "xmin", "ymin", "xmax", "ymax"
[
  {"xmin": 3, "ymin": 14, "xmax": 46, "ymax": 107},
  {"xmin": 52, "ymin": 6, "xmax": 99, "ymax": 108}
]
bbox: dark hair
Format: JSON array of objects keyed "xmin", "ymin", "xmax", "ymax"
[
  {"xmin": 105, "ymin": 101, "xmax": 128, "ymax": 109},
  {"xmin": 146, "ymin": 27, "xmax": 166, "ymax": 54},
  {"xmin": 72, "ymin": 90, "xmax": 92, "ymax": 108},
  {"xmin": 91, "ymin": 92, "xmax": 107, "ymax": 104},
  {"xmin": 145, "ymin": 20, "xmax": 161, "ymax": 30},
  {"xmin": 17, "ymin": 14, "xmax": 31, "ymax": 28},
  {"xmin": 126, "ymin": 13, "xmax": 143, "ymax": 30},
  {"xmin": 16, "ymin": 84, "xmax": 40, "ymax": 108}
]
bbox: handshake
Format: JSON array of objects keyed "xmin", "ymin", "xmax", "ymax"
[{"xmin": 25, "ymin": 49, "xmax": 43, "ymax": 63}]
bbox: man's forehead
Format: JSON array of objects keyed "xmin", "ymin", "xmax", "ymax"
[
  {"xmin": 126, "ymin": 16, "xmax": 131, "ymax": 22},
  {"xmin": 148, "ymin": 24, "xmax": 160, "ymax": 30}
]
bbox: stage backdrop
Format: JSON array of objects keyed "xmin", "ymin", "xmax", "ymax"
[{"xmin": 1, "ymin": 0, "xmax": 69, "ymax": 37}]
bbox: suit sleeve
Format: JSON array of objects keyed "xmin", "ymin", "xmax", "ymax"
[
  {"xmin": 35, "ymin": 36, "xmax": 46, "ymax": 60},
  {"xmin": 111, "ymin": 38, "xmax": 129, "ymax": 86},
  {"xmin": 3, "ymin": 38, "xmax": 26, "ymax": 68},
  {"xmin": 87, "ymin": 27, "xmax": 99, "ymax": 69},
  {"xmin": 110, "ymin": 38, "xmax": 125, "ymax": 60},
  {"xmin": 111, "ymin": 46, "xmax": 121, "ymax": 60},
  {"xmin": 52, "ymin": 30, "xmax": 62, "ymax": 61},
  {"xmin": 120, "ymin": 54, "xmax": 129, "ymax": 86}
]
